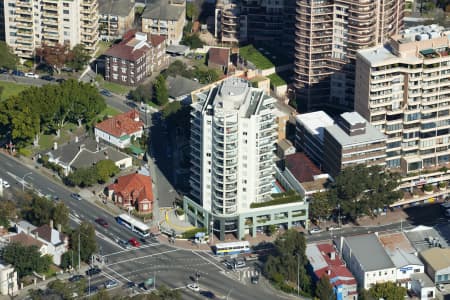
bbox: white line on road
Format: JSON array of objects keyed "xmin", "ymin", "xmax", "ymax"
[
  {"xmin": 103, "ymin": 265, "xmax": 131, "ymax": 283},
  {"xmin": 107, "ymin": 249, "xmax": 178, "ymax": 266},
  {"xmin": 191, "ymin": 251, "xmax": 224, "ymax": 272},
  {"xmin": 103, "ymin": 243, "xmax": 162, "ymax": 257},
  {"xmin": 47, "ymin": 187, "xmax": 55, "ymax": 193}
]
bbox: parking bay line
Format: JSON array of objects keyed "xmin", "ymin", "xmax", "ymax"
[{"xmin": 106, "ymin": 249, "xmax": 178, "ymax": 266}]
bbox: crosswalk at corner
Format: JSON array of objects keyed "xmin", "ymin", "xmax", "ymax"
[{"xmin": 241, "ymin": 270, "xmax": 259, "ymax": 279}]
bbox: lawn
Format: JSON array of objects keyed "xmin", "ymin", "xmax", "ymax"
[
  {"xmin": 0, "ymin": 81, "xmax": 31, "ymax": 100},
  {"xmin": 39, "ymin": 123, "xmax": 80, "ymax": 150},
  {"xmin": 239, "ymin": 45, "xmax": 274, "ymax": 70},
  {"xmin": 93, "ymin": 105, "xmax": 121, "ymax": 123},
  {"xmin": 99, "ymin": 79, "xmax": 132, "ymax": 96},
  {"xmin": 267, "ymin": 73, "xmax": 287, "ymax": 87}
]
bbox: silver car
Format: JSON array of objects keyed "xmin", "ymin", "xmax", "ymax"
[{"xmin": 104, "ymin": 280, "xmax": 118, "ymax": 289}]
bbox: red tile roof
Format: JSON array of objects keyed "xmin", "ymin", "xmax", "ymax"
[
  {"xmin": 31, "ymin": 224, "xmax": 66, "ymax": 245},
  {"xmin": 208, "ymin": 47, "xmax": 230, "ymax": 66},
  {"xmin": 9, "ymin": 232, "xmax": 43, "ymax": 248},
  {"xmin": 95, "ymin": 110, "xmax": 144, "ymax": 138},
  {"xmin": 104, "ymin": 30, "xmax": 151, "ymax": 62},
  {"xmin": 108, "ymin": 173, "xmax": 153, "ymax": 209},
  {"xmin": 285, "ymin": 152, "xmax": 322, "ymax": 183},
  {"xmin": 150, "ymin": 35, "xmax": 166, "ymax": 47}
]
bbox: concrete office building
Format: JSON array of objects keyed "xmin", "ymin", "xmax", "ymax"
[
  {"xmin": 294, "ymin": 0, "xmax": 404, "ymax": 112},
  {"xmin": 184, "ymin": 77, "xmax": 309, "ymax": 240},
  {"xmin": 322, "ymin": 112, "xmax": 387, "ymax": 177},
  {"xmin": 355, "ymin": 25, "xmax": 450, "ymax": 176},
  {"xmin": 4, "ymin": 0, "xmax": 98, "ymax": 58}
]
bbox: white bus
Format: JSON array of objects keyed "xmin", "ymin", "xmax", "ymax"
[
  {"xmin": 116, "ymin": 214, "xmax": 150, "ymax": 237},
  {"xmin": 214, "ymin": 241, "xmax": 251, "ymax": 256}
]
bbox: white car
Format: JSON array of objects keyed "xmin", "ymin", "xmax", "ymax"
[
  {"xmin": 2, "ymin": 180, "xmax": 10, "ymax": 188},
  {"xmin": 187, "ymin": 283, "xmax": 200, "ymax": 292},
  {"xmin": 25, "ymin": 72, "xmax": 39, "ymax": 79},
  {"xmin": 438, "ymin": 284, "xmax": 445, "ymax": 292},
  {"xmin": 309, "ymin": 228, "xmax": 324, "ymax": 234}
]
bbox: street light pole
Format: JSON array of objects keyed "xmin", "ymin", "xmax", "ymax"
[
  {"xmin": 78, "ymin": 232, "xmax": 81, "ymax": 273},
  {"xmin": 21, "ymin": 172, "xmax": 32, "ymax": 191}
]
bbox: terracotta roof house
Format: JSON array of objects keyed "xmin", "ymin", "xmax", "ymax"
[
  {"xmin": 94, "ymin": 110, "xmax": 144, "ymax": 149},
  {"xmin": 306, "ymin": 243, "xmax": 358, "ymax": 300},
  {"xmin": 207, "ymin": 47, "xmax": 230, "ymax": 73},
  {"xmin": 104, "ymin": 31, "xmax": 168, "ymax": 86},
  {"xmin": 9, "ymin": 232, "xmax": 44, "ymax": 249},
  {"xmin": 107, "ymin": 173, "xmax": 154, "ymax": 213}
]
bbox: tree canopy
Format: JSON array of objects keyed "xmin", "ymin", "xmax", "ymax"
[
  {"xmin": 0, "ymin": 79, "xmax": 105, "ymax": 148},
  {"xmin": 129, "ymin": 83, "xmax": 153, "ymax": 104},
  {"xmin": 368, "ymin": 282, "xmax": 406, "ymax": 300},
  {"xmin": 0, "ymin": 42, "xmax": 19, "ymax": 70},
  {"xmin": 36, "ymin": 43, "xmax": 73, "ymax": 73},
  {"xmin": 65, "ymin": 159, "xmax": 119, "ymax": 187},
  {"xmin": 162, "ymin": 60, "xmax": 221, "ymax": 84},
  {"xmin": 263, "ymin": 229, "xmax": 311, "ymax": 294},
  {"xmin": 2, "ymin": 243, "xmax": 52, "ymax": 278},
  {"xmin": 66, "ymin": 44, "xmax": 90, "ymax": 71},
  {"xmin": 70, "ymin": 222, "xmax": 97, "ymax": 264},
  {"xmin": 315, "ymin": 275, "xmax": 335, "ymax": 300},
  {"xmin": 21, "ymin": 194, "xmax": 70, "ymax": 230},
  {"xmin": 154, "ymin": 75, "xmax": 169, "ymax": 106}
]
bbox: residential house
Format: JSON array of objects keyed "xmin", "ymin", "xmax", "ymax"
[
  {"xmin": 275, "ymin": 152, "xmax": 331, "ymax": 200},
  {"xmin": 0, "ymin": 263, "xmax": 18, "ymax": 296},
  {"xmin": 207, "ymin": 47, "xmax": 230, "ymax": 73},
  {"xmin": 141, "ymin": 0, "xmax": 186, "ymax": 45},
  {"xmin": 95, "ymin": 110, "xmax": 144, "ymax": 149},
  {"xmin": 419, "ymin": 248, "xmax": 450, "ymax": 284},
  {"xmin": 337, "ymin": 234, "xmax": 396, "ymax": 290},
  {"xmin": 99, "ymin": 0, "xmax": 135, "ymax": 40},
  {"xmin": 13, "ymin": 221, "xmax": 68, "ymax": 265},
  {"xmin": 104, "ymin": 31, "xmax": 168, "ymax": 86},
  {"xmin": 306, "ymin": 243, "xmax": 358, "ymax": 300},
  {"xmin": 166, "ymin": 75, "xmax": 204, "ymax": 104},
  {"xmin": 378, "ymin": 232, "xmax": 424, "ymax": 287},
  {"xmin": 45, "ymin": 137, "xmax": 132, "ymax": 176},
  {"xmin": 410, "ymin": 273, "xmax": 436, "ymax": 300},
  {"xmin": 107, "ymin": 173, "xmax": 154, "ymax": 213}
]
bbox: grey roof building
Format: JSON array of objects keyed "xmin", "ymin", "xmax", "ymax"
[
  {"xmin": 166, "ymin": 75, "xmax": 203, "ymax": 103},
  {"xmin": 337, "ymin": 234, "xmax": 396, "ymax": 289},
  {"xmin": 405, "ymin": 225, "xmax": 449, "ymax": 253}
]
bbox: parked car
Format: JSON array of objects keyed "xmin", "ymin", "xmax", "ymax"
[
  {"xmin": 84, "ymin": 286, "xmax": 99, "ymax": 294},
  {"xmin": 68, "ymin": 275, "xmax": 84, "ymax": 282},
  {"xmin": 327, "ymin": 226, "xmax": 342, "ymax": 231},
  {"xmin": 85, "ymin": 267, "xmax": 101, "ymax": 276},
  {"xmin": 187, "ymin": 283, "xmax": 200, "ymax": 292},
  {"xmin": 104, "ymin": 280, "xmax": 119, "ymax": 289},
  {"xmin": 2, "ymin": 180, "xmax": 10, "ymax": 189},
  {"xmin": 0, "ymin": 68, "xmax": 8, "ymax": 74},
  {"xmin": 309, "ymin": 227, "xmax": 324, "ymax": 234},
  {"xmin": 251, "ymin": 274, "xmax": 259, "ymax": 284},
  {"xmin": 124, "ymin": 281, "xmax": 136, "ymax": 289},
  {"xmin": 25, "ymin": 72, "xmax": 39, "ymax": 79},
  {"xmin": 40, "ymin": 75, "xmax": 55, "ymax": 81},
  {"xmin": 56, "ymin": 78, "xmax": 66, "ymax": 83},
  {"xmin": 100, "ymin": 89, "xmax": 112, "ymax": 97},
  {"xmin": 11, "ymin": 70, "xmax": 25, "ymax": 77},
  {"xmin": 128, "ymin": 238, "xmax": 141, "ymax": 247},
  {"xmin": 200, "ymin": 291, "xmax": 216, "ymax": 299},
  {"xmin": 95, "ymin": 218, "xmax": 109, "ymax": 228},
  {"xmin": 71, "ymin": 193, "xmax": 82, "ymax": 201}
]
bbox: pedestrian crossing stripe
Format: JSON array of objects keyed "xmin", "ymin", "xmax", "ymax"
[{"xmin": 241, "ymin": 270, "xmax": 258, "ymax": 278}]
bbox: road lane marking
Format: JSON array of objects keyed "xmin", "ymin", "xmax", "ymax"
[
  {"xmin": 191, "ymin": 251, "xmax": 224, "ymax": 272},
  {"xmin": 103, "ymin": 243, "xmax": 163, "ymax": 257},
  {"xmin": 47, "ymin": 187, "xmax": 55, "ymax": 193},
  {"xmin": 103, "ymin": 265, "xmax": 130, "ymax": 282},
  {"xmin": 107, "ymin": 249, "xmax": 178, "ymax": 266}
]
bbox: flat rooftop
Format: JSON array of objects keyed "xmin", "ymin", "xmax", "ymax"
[
  {"xmin": 404, "ymin": 225, "xmax": 449, "ymax": 252},
  {"xmin": 296, "ymin": 111, "xmax": 334, "ymax": 141},
  {"xmin": 325, "ymin": 121, "xmax": 386, "ymax": 147}
]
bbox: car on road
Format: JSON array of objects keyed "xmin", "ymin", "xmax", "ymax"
[
  {"xmin": 56, "ymin": 78, "xmax": 65, "ymax": 83},
  {"xmin": 100, "ymin": 89, "xmax": 112, "ymax": 97},
  {"xmin": 327, "ymin": 226, "xmax": 342, "ymax": 231},
  {"xmin": 84, "ymin": 286, "xmax": 99, "ymax": 294},
  {"xmin": 85, "ymin": 267, "xmax": 101, "ymax": 276},
  {"xmin": 187, "ymin": 283, "xmax": 200, "ymax": 292},
  {"xmin": 11, "ymin": 70, "xmax": 25, "ymax": 77},
  {"xmin": 68, "ymin": 275, "xmax": 84, "ymax": 282},
  {"xmin": 118, "ymin": 239, "xmax": 131, "ymax": 249},
  {"xmin": 0, "ymin": 68, "xmax": 8, "ymax": 74},
  {"xmin": 2, "ymin": 180, "xmax": 10, "ymax": 189},
  {"xmin": 251, "ymin": 274, "xmax": 259, "ymax": 284},
  {"xmin": 139, "ymin": 237, "xmax": 148, "ymax": 244},
  {"xmin": 124, "ymin": 281, "xmax": 136, "ymax": 289},
  {"xmin": 40, "ymin": 75, "xmax": 55, "ymax": 81},
  {"xmin": 104, "ymin": 280, "xmax": 119, "ymax": 289},
  {"xmin": 128, "ymin": 238, "xmax": 141, "ymax": 247},
  {"xmin": 25, "ymin": 72, "xmax": 39, "ymax": 79},
  {"xmin": 95, "ymin": 218, "xmax": 109, "ymax": 228},
  {"xmin": 200, "ymin": 291, "xmax": 216, "ymax": 299},
  {"xmin": 309, "ymin": 227, "xmax": 324, "ymax": 234},
  {"xmin": 71, "ymin": 193, "xmax": 82, "ymax": 201}
]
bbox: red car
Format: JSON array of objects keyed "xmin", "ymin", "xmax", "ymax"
[
  {"xmin": 128, "ymin": 238, "xmax": 141, "ymax": 247},
  {"xmin": 95, "ymin": 218, "xmax": 109, "ymax": 228}
]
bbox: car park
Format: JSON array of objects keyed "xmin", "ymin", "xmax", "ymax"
[
  {"xmin": 25, "ymin": 72, "xmax": 39, "ymax": 79},
  {"xmin": 68, "ymin": 275, "xmax": 84, "ymax": 282},
  {"xmin": 85, "ymin": 267, "xmax": 101, "ymax": 276},
  {"xmin": 11, "ymin": 70, "xmax": 25, "ymax": 77},
  {"xmin": 104, "ymin": 280, "xmax": 119, "ymax": 289},
  {"xmin": 187, "ymin": 283, "xmax": 200, "ymax": 292},
  {"xmin": 71, "ymin": 193, "xmax": 82, "ymax": 201},
  {"xmin": 95, "ymin": 218, "xmax": 109, "ymax": 228},
  {"xmin": 128, "ymin": 238, "xmax": 141, "ymax": 247}
]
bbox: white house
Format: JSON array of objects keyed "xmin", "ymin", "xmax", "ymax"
[
  {"xmin": 337, "ymin": 234, "xmax": 396, "ymax": 290},
  {"xmin": 0, "ymin": 263, "xmax": 17, "ymax": 296},
  {"xmin": 94, "ymin": 110, "xmax": 144, "ymax": 149}
]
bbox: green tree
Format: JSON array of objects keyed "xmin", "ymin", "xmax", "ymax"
[
  {"xmin": 186, "ymin": 3, "xmax": 198, "ymax": 21},
  {"xmin": 2, "ymin": 243, "xmax": 51, "ymax": 278},
  {"xmin": 66, "ymin": 44, "xmax": 90, "ymax": 71},
  {"xmin": 267, "ymin": 224, "xmax": 277, "ymax": 236},
  {"xmin": 309, "ymin": 192, "xmax": 333, "ymax": 223},
  {"xmin": 47, "ymin": 279, "xmax": 72, "ymax": 299},
  {"xmin": 94, "ymin": 159, "xmax": 119, "ymax": 183},
  {"xmin": 129, "ymin": 83, "xmax": 153, "ymax": 104},
  {"xmin": 0, "ymin": 42, "xmax": 19, "ymax": 70},
  {"xmin": 263, "ymin": 229, "xmax": 311, "ymax": 294},
  {"xmin": 316, "ymin": 275, "xmax": 335, "ymax": 300},
  {"xmin": 368, "ymin": 282, "xmax": 406, "ymax": 300},
  {"xmin": 65, "ymin": 167, "xmax": 98, "ymax": 187},
  {"xmin": 22, "ymin": 195, "xmax": 54, "ymax": 226},
  {"xmin": 162, "ymin": 101, "xmax": 182, "ymax": 119},
  {"xmin": 71, "ymin": 222, "xmax": 97, "ymax": 263},
  {"xmin": 52, "ymin": 201, "xmax": 70, "ymax": 231},
  {"xmin": 60, "ymin": 250, "xmax": 79, "ymax": 270},
  {"xmin": 154, "ymin": 75, "xmax": 169, "ymax": 106},
  {"xmin": 0, "ymin": 200, "xmax": 16, "ymax": 228},
  {"xmin": 181, "ymin": 33, "xmax": 204, "ymax": 49}
]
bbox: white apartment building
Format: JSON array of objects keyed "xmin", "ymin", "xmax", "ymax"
[
  {"xmin": 184, "ymin": 77, "xmax": 309, "ymax": 240},
  {"xmin": 0, "ymin": 263, "xmax": 17, "ymax": 296},
  {"xmin": 355, "ymin": 25, "xmax": 450, "ymax": 178},
  {"xmin": 4, "ymin": 0, "xmax": 98, "ymax": 59}
]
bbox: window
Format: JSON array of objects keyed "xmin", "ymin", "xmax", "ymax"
[{"xmin": 63, "ymin": 9, "xmax": 69, "ymax": 14}]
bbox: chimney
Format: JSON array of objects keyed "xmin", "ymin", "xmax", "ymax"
[
  {"xmin": 50, "ymin": 219, "xmax": 54, "ymax": 229},
  {"xmin": 26, "ymin": 226, "xmax": 30, "ymax": 235},
  {"xmin": 57, "ymin": 224, "xmax": 61, "ymax": 232},
  {"xmin": 53, "ymin": 142, "xmax": 57, "ymax": 150},
  {"xmin": 75, "ymin": 136, "xmax": 79, "ymax": 143},
  {"xmin": 327, "ymin": 269, "xmax": 331, "ymax": 276},
  {"xmin": 34, "ymin": 232, "xmax": 38, "ymax": 239},
  {"xmin": 330, "ymin": 251, "xmax": 336, "ymax": 260}
]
